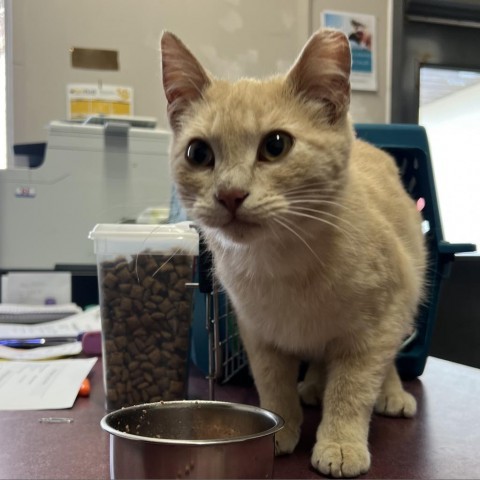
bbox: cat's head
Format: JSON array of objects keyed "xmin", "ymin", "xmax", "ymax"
[{"xmin": 161, "ymin": 29, "xmax": 353, "ymax": 247}]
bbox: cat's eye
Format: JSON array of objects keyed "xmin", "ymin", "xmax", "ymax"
[
  {"xmin": 185, "ymin": 139, "xmax": 215, "ymax": 167},
  {"xmin": 258, "ymin": 131, "xmax": 294, "ymax": 162}
]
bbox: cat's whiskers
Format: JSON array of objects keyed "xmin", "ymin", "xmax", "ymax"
[
  {"xmin": 136, "ymin": 223, "xmax": 193, "ymax": 283},
  {"xmin": 287, "ymin": 197, "xmax": 351, "ymax": 212},
  {"xmin": 274, "ymin": 212, "xmax": 314, "ymax": 245},
  {"xmin": 286, "ymin": 208, "xmax": 356, "ymax": 243},
  {"xmin": 288, "ymin": 205, "xmax": 360, "ymax": 235},
  {"xmin": 177, "ymin": 193, "xmax": 196, "ymax": 206},
  {"xmin": 282, "ymin": 181, "xmax": 336, "ymax": 195},
  {"xmin": 266, "ymin": 220, "xmax": 285, "ymax": 245},
  {"xmin": 283, "ymin": 192, "xmax": 357, "ymax": 236},
  {"xmin": 246, "ymin": 197, "xmax": 288, "ymax": 219},
  {"xmin": 150, "ymin": 248, "xmax": 183, "ymax": 279},
  {"xmin": 272, "ymin": 215, "xmax": 326, "ymax": 268},
  {"xmin": 283, "ymin": 189, "xmax": 341, "ymax": 202}
]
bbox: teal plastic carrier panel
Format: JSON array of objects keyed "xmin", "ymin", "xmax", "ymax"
[{"xmin": 355, "ymin": 124, "xmax": 476, "ymax": 378}]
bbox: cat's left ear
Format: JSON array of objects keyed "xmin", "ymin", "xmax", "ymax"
[
  {"xmin": 161, "ymin": 31, "xmax": 211, "ymax": 131},
  {"xmin": 286, "ymin": 29, "xmax": 351, "ymax": 124}
]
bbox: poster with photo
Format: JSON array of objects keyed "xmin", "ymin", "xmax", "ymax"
[{"xmin": 321, "ymin": 10, "xmax": 377, "ymax": 91}]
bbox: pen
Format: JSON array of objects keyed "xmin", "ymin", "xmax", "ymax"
[{"xmin": 0, "ymin": 334, "xmax": 83, "ymax": 349}]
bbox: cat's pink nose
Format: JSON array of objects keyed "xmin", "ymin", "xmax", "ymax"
[{"xmin": 216, "ymin": 189, "xmax": 249, "ymax": 215}]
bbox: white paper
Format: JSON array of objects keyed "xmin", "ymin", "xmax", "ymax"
[
  {"xmin": 0, "ymin": 357, "xmax": 97, "ymax": 410},
  {"xmin": 0, "ymin": 303, "xmax": 82, "ymax": 324},
  {"xmin": 0, "ymin": 342, "xmax": 83, "ymax": 361},
  {"xmin": 1, "ymin": 272, "xmax": 71, "ymax": 304},
  {"xmin": 0, "ymin": 306, "xmax": 101, "ymax": 339}
]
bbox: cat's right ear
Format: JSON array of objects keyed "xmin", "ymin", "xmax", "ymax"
[{"xmin": 161, "ymin": 31, "xmax": 211, "ymax": 131}]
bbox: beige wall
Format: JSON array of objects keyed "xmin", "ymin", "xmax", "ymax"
[{"xmin": 10, "ymin": 0, "xmax": 391, "ymax": 150}]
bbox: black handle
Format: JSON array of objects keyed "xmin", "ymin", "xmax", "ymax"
[{"xmin": 198, "ymin": 234, "xmax": 213, "ymax": 294}]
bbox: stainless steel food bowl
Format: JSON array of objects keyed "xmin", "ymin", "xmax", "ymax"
[{"xmin": 100, "ymin": 400, "xmax": 284, "ymax": 479}]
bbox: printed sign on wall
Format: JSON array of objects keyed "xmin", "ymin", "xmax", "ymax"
[
  {"xmin": 67, "ymin": 84, "xmax": 133, "ymax": 120},
  {"xmin": 321, "ymin": 11, "xmax": 377, "ymax": 91}
]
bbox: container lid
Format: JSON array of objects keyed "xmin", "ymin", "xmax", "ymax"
[{"xmin": 88, "ymin": 221, "xmax": 199, "ymax": 256}]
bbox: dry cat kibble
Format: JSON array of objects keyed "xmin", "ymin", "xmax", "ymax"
[{"xmin": 99, "ymin": 251, "xmax": 194, "ymax": 410}]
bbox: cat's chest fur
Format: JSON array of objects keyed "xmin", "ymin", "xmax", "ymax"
[{"xmin": 213, "ymin": 241, "xmax": 356, "ymax": 358}]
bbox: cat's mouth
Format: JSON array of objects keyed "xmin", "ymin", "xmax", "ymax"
[
  {"xmin": 226, "ymin": 217, "xmax": 260, "ymax": 230},
  {"xmin": 220, "ymin": 216, "xmax": 262, "ymax": 241}
]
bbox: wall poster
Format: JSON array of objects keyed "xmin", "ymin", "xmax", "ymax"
[{"xmin": 321, "ymin": 10, "xmax": 377, "ymax": 91}]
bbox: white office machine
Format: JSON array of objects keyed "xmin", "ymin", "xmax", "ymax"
[{"xmin": 0, "ymin": 118, "xmax": 173, "ymax": 270}]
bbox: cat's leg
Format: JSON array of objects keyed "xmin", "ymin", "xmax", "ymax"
[
  {"xmin": 240, "ymin": 326, "xmax": 302, "ymax": 455},
  {"xmin": 311, "ymin": 349, "xmax": 390, "ymax": 478},
  {"xmin": 297, "ymin": 361, "xmax": 326, "ymax": 406},
  {"xmin": 375, "ymin": 363, "xmax": 417, "ymax": 417}
]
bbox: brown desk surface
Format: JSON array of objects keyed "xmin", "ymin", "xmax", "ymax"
[{"xmin": 0, "ymin": 356, "xmax": 479, "ymax": 479}]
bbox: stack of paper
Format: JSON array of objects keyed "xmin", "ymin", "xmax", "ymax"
[
  {"xmin": 1, "ymin": 271, "xmax": 81, "ymax": 324},
  {"xmin": 0, "ymin": 307, "xmax": 101, "ymax": 360},
  {"xmin": 1, "ymin": 272, "xmax": 72, "ymax": 305},
  {"xmin": 0, "ymin": 303, "xmax": 82, "ymax": 324}
]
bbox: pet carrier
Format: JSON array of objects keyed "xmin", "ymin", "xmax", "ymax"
[{"xmin": 190, "ymin": 233, "xmax": 248, "ymax": 394}]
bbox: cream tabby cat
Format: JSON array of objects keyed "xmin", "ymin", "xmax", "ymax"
[{"xmin": 161, "ymin": 29, "xmax": 426, "ymax": 478}]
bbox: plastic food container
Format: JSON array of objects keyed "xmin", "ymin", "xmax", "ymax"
[
  {"xmin": 89, "ymin": 222, "xmax": 199, "ymax": 410},
  {"xmin": 100, "ymin": 400, "xmax": 284, "ymax": 479}
]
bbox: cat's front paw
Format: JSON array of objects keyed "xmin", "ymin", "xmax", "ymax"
[
  {"xmin": 375, "ymin": 390, "xmax": 417, "ymax": 418},
  {"xmin": 274, "ymin": 424, "xmax": 301, "ymax": 455},
  {"xmin": 298, "ymin": 380, "xmax": 322, "ymax": 406},
  {"xmin": 311, "ymin": 440, "xmax": 370, "ymax": 478}
]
